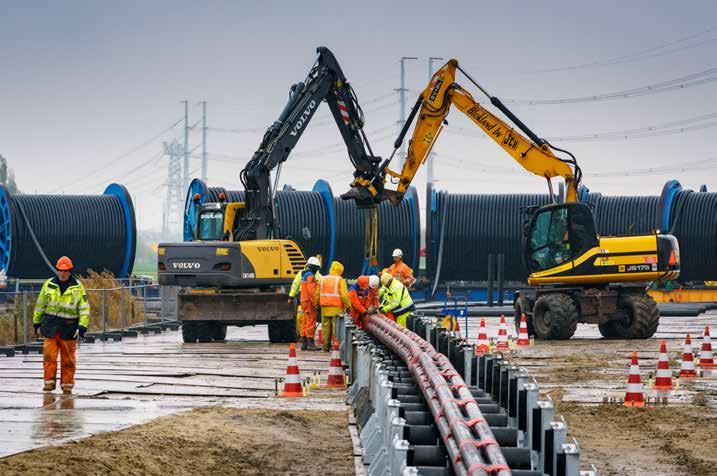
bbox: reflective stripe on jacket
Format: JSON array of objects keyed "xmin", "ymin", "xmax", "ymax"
[
  {"xmin": 380, "ymin": 279, "xmax": 414, "ymax": 316},
  {"xmin": 33, "ymin": 276, "xmax": 90, "ymax": 328}
]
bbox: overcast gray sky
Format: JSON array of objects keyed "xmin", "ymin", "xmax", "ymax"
[{"xmin": 2, "ymin": 1, "xmax": 716, "ymax": 233}]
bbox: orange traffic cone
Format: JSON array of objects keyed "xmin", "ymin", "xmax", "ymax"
[
  {"xmin": 624, "ymin": 351, "xmax": 645, "ymax": 407},
  {"xmin": 653, "ymin": 340, "xmax": 673, "ymax": 390},
  {"xmin": 325, "ymin": 339, "xmax": 346, "ymax": 388},
  {"xmin": 280, "ymin": 343, "xmax": 304, "ymax": 397},
  {"xmin": 698, "ymin": 325, "xmax": 715, "ymax": 368},
  {"xmin": 495, "ymin": 315, "xmax": 509, "ymax": 350},
  {"xmin": 476, "ymin": 319, "xmax": 490, "ymax": 354},
  {"xmin": 679, "ymin": 334, "xmax": 698, "ymax": 378},
  {"xmin": 516, "ymin": 314, "xmax": 530, "ymax": 346}
]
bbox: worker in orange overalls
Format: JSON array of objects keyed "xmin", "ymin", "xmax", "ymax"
[
  {"xmin": 33, "ymin": 256, "xmax": 90, "ymax": 394},
  {"xmin": 348, "ymin": 275, "xmax": 380, "ymax": 329},
  {"xmin": 317, "ymin": 261, "xmax": 351, "ymax": 351},
  {"xmin": 300, "ymin": 256, "xmax": 322, "ymax": 351},
  {"xmin": 387, "ymin": 248, "xmax": 415, "ymax": 288}
]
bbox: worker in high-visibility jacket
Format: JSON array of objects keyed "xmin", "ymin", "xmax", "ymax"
[
  {"xmin": 317, "ymin": 261, "xmax": 351, "ymax": 351},
  {"xmin": 299, "ymin": 256, "xmax": 322, "ymax": 351},
  {"xmin": 33, "ymin": 256, "xmax": 90, "ymax": 394},
  {"xmin": 348, "ymin": 275, "xmax": 380, "ymax": 329},
  {"xmin": 379, "ymin": 272, "xmax": 415, "ymax": 328},
  {"xmin": 386, "ymin": 248, "xmax": 415, "ymax": 288},
  {"xmin": 289, "ymin": 256, "xmax": 322, "ymax": 340}
]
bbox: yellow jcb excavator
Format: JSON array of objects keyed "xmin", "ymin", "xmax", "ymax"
[{"xmin": 345, "ymin": 59, "xmax": 680, "ymax": 340}]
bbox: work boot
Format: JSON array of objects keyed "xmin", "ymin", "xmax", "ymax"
[
  {"xmin": 306, "ymin": 339, "xmax": 321, "ymax": 351},
  {"xmin": 62, "ymin": 386, "xmax": 72, "ymax": 396},
  {"xmin": 300, "ymin": 336, "xmax": 307, "ymax": 351},
  {"xmin": 43, "ymin": 382, "xmax": 56, "ymax": 392}
]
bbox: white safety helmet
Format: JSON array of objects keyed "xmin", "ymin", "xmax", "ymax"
[
  {"xmin": 307, "ymin": 256, "xmax": 321, "ymax": 267},
  {"xmin": 392, "ymin": 248, "xmax": 403, "ymax": 258},
  {"xmin": 368, "ymin": 275, "xmax": 380, "ymax": 289}
]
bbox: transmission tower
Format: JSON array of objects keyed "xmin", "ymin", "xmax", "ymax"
[{"xmin": 162, "ymin": 140, "xmax": 183, "ymax": 240}]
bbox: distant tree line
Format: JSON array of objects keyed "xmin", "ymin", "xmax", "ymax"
[{"xmin": 0, "ymin": 154, "xmax": 18, "ymax": 194}]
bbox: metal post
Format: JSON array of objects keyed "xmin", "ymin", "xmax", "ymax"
[
  {"xmin": 397, "ymin": 56, "xmax": 418, "ymax": 166},
  {"xmin": 22, "ymin": 291, "xmax": 28, "ymax": 347},
  {"xmin": 181, "ymin": 99, "xmax": 189, "ymax": 191},
  {"xmin": 201, "ymin": 100, "xmax": 207, "ymax": 182},
  {"xmin": 120, "ymin": 285, "xmax": 126, "ymax": 332},
  {"xmin": 497, "ymin": 254, "xmax": 505, "ymax": 306},
  {"xmin": 102, "ymin": 288, "xmax": 107, "ymax": 335},
  {"xmin": 487, "ymin": 254, "xmax": 495, "ymax": 307},
  {"xmin": 426, "ymin": 57, "xmax": 443, "ymax": 189}
]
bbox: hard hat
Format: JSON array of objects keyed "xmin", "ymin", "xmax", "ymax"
[
  {"xmin": 392, "ymin": 249, "xmax": 403, "ymax": 258},
  {"xmin": 380, "ymin": 272, "xmax": 393, "ymax": 286},
  {"xmin": 56, "ymin": 256, "xmax": 73, "ymax": 271},
  {"xmin": 368, "ymin": 275, "xmax": 380, "ymax": 289},
  {"xmin": 357, "ymin": 275, "xmax": 369, "ymax": 289},
  {"xmin": 307, "ymin": 256, "xmax": 321, "ymax": 267}
]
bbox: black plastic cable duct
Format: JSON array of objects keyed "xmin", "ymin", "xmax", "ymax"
[
  {"xmin": 585, "ymin": 193, "xmax": 661, "ymax": 236},
  {"xmin": 333, "ymin": 197, "xmax": 365, "ymax": 277},
  {"xmin": 668, "ymin": 190, "xmax": 717, "ymax": 282},
  {"xmin": 428, "ymin": 191, "xmax": 550, "ymax": 282},
  {"xmin": 0, "ymin": 184, "xmax": 136, "ymax": 279}
]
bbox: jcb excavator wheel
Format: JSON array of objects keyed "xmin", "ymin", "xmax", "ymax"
[
  {"xmin": 514, "ymin": 299, "xmax": 535, "ymax": 336},
  {"xmin": 532, "ymin": 293, "xmax": 578, "ymax": 340},
  {"xmin": 268, "ymin": 320, "xmax": 296, "ymax": 344},
  {"xmin": 181, "ymin": 322, "xmax": 198, "ymax": 343},
  {"xmin": 598, "ymin": 293, "xmax": 659, "ymax": 339}
]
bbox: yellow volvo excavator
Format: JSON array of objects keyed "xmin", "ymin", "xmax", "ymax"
[{"xmin": 346, "ymin": 59, "xmax": 680, "ymax": 340}]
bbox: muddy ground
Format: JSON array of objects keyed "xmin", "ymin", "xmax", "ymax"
[
  {"xmin": 0, "ymin": 407, "xmax": 355, "ymax": 476},
  {"xmin": 509, "ymin": 337, "xmax": 717, "ymax": 476}
]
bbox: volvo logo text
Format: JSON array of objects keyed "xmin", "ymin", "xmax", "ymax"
[{"xmin": 172, "ymin": 262, "xmax": 200, "ymax": 269}]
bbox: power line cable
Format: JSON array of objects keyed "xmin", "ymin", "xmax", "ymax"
[
  {"xmin": 525, "ymin": 27, "xmax": 715, "ymax": 73},
  {"xmin": 505, "ymin": 67, "xmax": 717, "ymax": 104}
]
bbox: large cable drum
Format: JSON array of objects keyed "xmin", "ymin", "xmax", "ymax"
[
  {"xmin": 427, "ymin": 189, "xmax": 550, "ymax": 282},
  {"xmin": 668, "ymin": 190, "xmax": 717, "ymax": 282},
  {"xmin": 275, "ymin": 189, "xmax": 331, "ymax": 267},
  {"xmin": 0, "ymin": 184, "xmax": 136, "ymax": 279},
  {"xmin": 586, "ymin": 193, "xmax": 661, "ymax": 236}
]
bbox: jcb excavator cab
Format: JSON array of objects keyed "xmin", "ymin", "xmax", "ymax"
[{"xmin": 524, "ymin": 202, "xmax": 599, "ymax": 275}]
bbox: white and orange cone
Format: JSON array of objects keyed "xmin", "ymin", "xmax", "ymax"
[
  {"xmin": 280, "ymin": 343, "xmax": 304, "ymax": 397},
  {"xmin": 325, "ymin": 339, "xmax": 346, "ymax": 388},
  {"xmin": 495, "ymin": 315, "xmax": 509, "ymax": 350},
  {"xmin": 679, "ymin": 334, "xmax": 698, "ymax": 378},
  {"xmin": 516, "ymin": 314, "xmax": 530, "ymax": 347},
  {"xmin": 624, "ymin": 351, "xmax": 645, "ymax": 407},
  {"xmin": 476, "ymin": 319, "xmax": 490, "ymax": 354},
  {"xmin": 653, "ymin": 340, "xmax": 673, "ymax": 390},
  {"xmin": 698, "ymin": 325, "xmax": 715, "ymax": 368}
]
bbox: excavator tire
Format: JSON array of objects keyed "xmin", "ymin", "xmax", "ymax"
[
  {"xmin": 532, "ymin": 293, "xmax": 578, "ymax": 340},
  {"xmin": 514, "ymin": 298, "xmax": 535, "ymax": 336},
  {"xmin": 268, "ymin": 320, "xmax": 296, "ymax": 344},
  {"xmin": 214, "ymin": 324, "xmax": 227, "ymax": 341},
  {"xmin": 598, "ymin": 293, "xmax": 659, "ymax": 339},
  {"xmin": 181, "ymin": 322, "xmax": 198, "ymax": 343}
]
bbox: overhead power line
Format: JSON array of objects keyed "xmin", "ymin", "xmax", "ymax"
[
  {"xmin": 526, "ymin": 27, "xmax": 715, "ymax": 74},
  {"xmin": 50, "ymin": 118, "xmax": 183, "ymax": 193},
  {"xmin": 591, "ymin": 157, "xmax": 717, "ymax": 177},
  {"xmin": 505, "ymin": 67, "xmax": 717, "ymax": 104}
]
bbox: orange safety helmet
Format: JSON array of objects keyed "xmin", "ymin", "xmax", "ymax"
[
  {"xmin": 56, "ymin": 256, "xmax": 74, "ymax": 271},
  {"xmin": 357, "ymin": 275, "xmax": 369, "ymax": 289}
]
